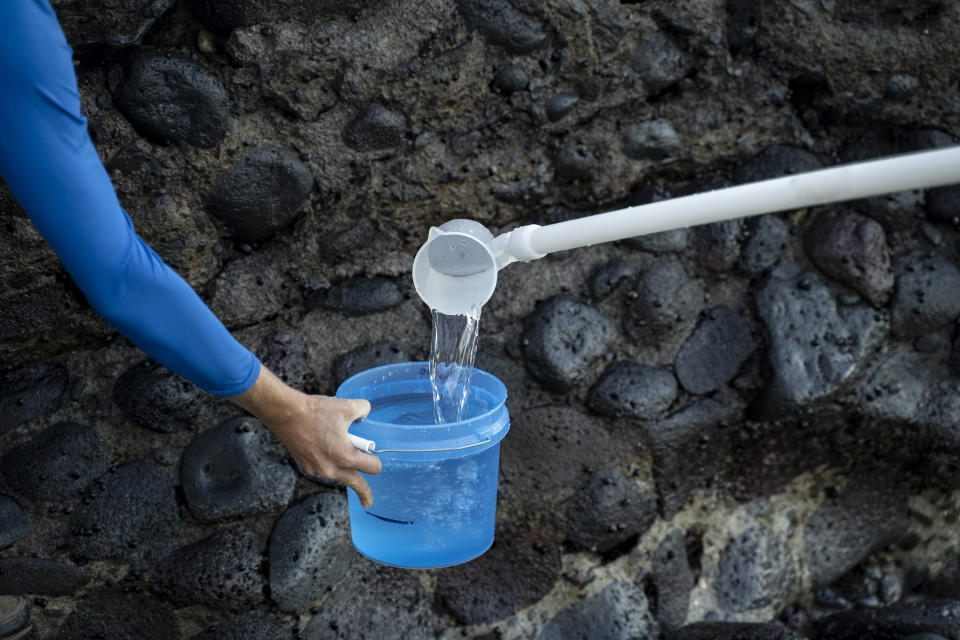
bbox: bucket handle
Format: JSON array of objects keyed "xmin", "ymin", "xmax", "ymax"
[{"xmin": 371, "ymin": 437, "xmax": 492, "ymax": 453}]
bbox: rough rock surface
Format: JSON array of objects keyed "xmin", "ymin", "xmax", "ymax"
[
  {"xmin": 804, "ymin": 208, "xmax": 894, "ymax": 309},
  {"xmin": 190, "ymin": 612, "xmax": 293, "ymax": 640},
  {"xmin": 192, "ymin": 0, "xmax": 371, "ymax": 32},
  {"xmin": 587, "ymin": 259, "xmax": 634, "ymax": 301},
  {"xmin": 890, "ymin": 250, "xmax": 960, "ymax": 339},
  {"xmin": 522, "ymin": 295, "xmax": 617, "ymax": 392},
  {"xmin": 58, "ymin": 587, "xmax": 179, "ymax": 640},
  {"xmin": 69, "ymin": 461, "xmax": 179, "ymax": 563},
  {"xmin": 738, "ymin": 214, "xmax": 790, "ymax": 277},
  {"xmin": 818, "ymin": 600, "xmax": 960, "ymax": 640},
  {"xmin": 626, "ymin": 259, "xmax": 705, "ymax": 343},
  {"xmin": 113, "ymin": 360, "xmax": 202, "ymax": 433},
  {"xmin": 695, "ymin": 219, "xmax": 744, "ymax": 272},
  {"xmin": 344, "ymin": 105, "xmax": 407, "ymax": 151},
  {"xmin": 927, "ymin": 186, "xmax": 960, "ymax": 224},
  {"xmin": 332, "ymin": 339, "xmax": 409, "ymax": 381},
  {"xmin": 628, "ymin": 229, "xmax": 689, "ymax": 254},
  {"xmin": 715, "ymin": 527, "xmax": 795, "ymax": 612},
  {"xmin": 565, "ymin": 467, "xmax": 657, "ymax": 553},
  {"xmin": 623, "ymin": 121, "xmax": 681, "ymax": 160},
  {"xmin": 54, "ymin": 0, "xmax": 176, "ymax": 50},
  {"xmin": 674, "ymin": 307, "xmax": 756, "ymax": 395},
  {"xmin": 0, "ymin": 362, "xmax": 67, "ymax": 436},
  {"xmin": 587, "ymin": 362, "xmax": 677, "ymax": 420},
  {"xmin": 181, "ymin": 416, "xmax": 296, "ymax": 522},
  {"xmin": 538, "ymin": 581, "xmax": 654, "ymax": 640},
  {"xmin": 651, "ymin": 530, "xmax": 695, "ymax": 629},
  {"xmin": 268, "ymin": 491, "xmax": 353, "ymax": 613},
  {"xmin": 2, "ymin": 422, "xmax": 110, "ymax": 501},
  {"xmin": 0, "ymin": 496, "xmax": 30, "ymax": 550},
  {"xmin": 312, "ymin": 276, "xmax": 404, "ymax": 316},
  {"xmin": 453, "ymin": 0, "xmax": 548, "ymax": 54},
  {"xmin": 629, "ymin": 31, "xmax": 690, "ymax": 94},
  {"xmin": 667, "ymin": 622, "xmax": 810, "ymax": 640},
  {"xmin": 733, "ymin": 146, "xmax": 823, "ymax": 183},
  {"xmin": 0, "ymin": 557, "xmax": 90, "ymax": 596}
]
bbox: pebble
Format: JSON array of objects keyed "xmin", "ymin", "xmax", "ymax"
[
  {"xmin": 181, "ymin": 416, "xmax": 296, "ymax": 522},
  {"xmin": 522, "ymin": 295, "xmax": 618, "ymax": 391},
  {"xmin": 0, "ymin": 557, "xmax": 90, "ymax": 596},
  {"xmin": 0, "ymin": 362, "xmax": 68, "ymax": 437},
  {"xmin": 208, "ymin": 145, "xmax": 313, "ymax": 242},
  {"xmin": 545, "ymin": 92, "xmax": 579, "ymax": 122},
  {"xmin": 630, "ymin": 31, "xmax": 691, "ymax": 94},
  {"xmin": 652, "ymin": 530, "xmax": 695, "ymax": 629},
  {"xmin": 626, "ymin": 258, "xmax": 705, "ymax": 342},
  {"xmin": 0, "ymin": 495, "xmax": 31, "ymax": 549},
  {"xmin": 885, "ymin": 74, "xmax": 920, "ymax": 100},
  {"xmin": 890, "ymin": 250, "xmax": 960, "ymax": 339},
  {"xmin": 116, "ymin": 48, "xmax": 228, "ymax": 148},
  {"xmin": 2, "ymin": 422, "xmax": 110, "ymax": 501},
  {"xmin": 57, "ymin": 587, "xmax": 178, "ymax": 640},
  {"xmin": 539, "ymin": 581, "xmax": 654, "ymax": 640},
  {"xmin": 623, "ymin": 121, "xmax": 681, "ymax": 160},
  {"xmin": 268, "ymin": 492, "xmax": 354, "ymax": 613},
  {"xmin": 675, "ymin": 306, "xmax": 756, "ymax": 394},
  {"xmin": 738, "ymin": 214, "xmax": 789, "ymax": 276},
  {"xmin": 553, "ymin": 140, "xmax": 596, "ymax": 180},
  {"xmin": 491, "ymin": 65, "xmax": 528, "ymax": 95},
  {"xmin": 565, "ymin": 467, "xmax": 657, "ymax": 553},
  {"xmin": 587, "ymin": 259, "xmax": 634, "ymax": 300},
  {"xmin": 312, "ymin": 276, "xmax": 404, "ymax": 316},
  {"xmin": 343, "ymin": 105, "xmax": 407, "ymax": 151},
  {"xmin": 715, "ymin": 527, "xmax": 795, "ymax": 612},
  {"xmin": 695, "ymin": 219, "xmax": 744, "ymax": 272},
  {"xmin": 454, "ymin": 0, "xmax": 548, "ymax": 54},
  {"xmin": 587, "ymin": 362, "xmax": 677, "ymax": 420},
  {"xmin": 113, "ymin": 360, "xmax": 203, "ymax": 433}
]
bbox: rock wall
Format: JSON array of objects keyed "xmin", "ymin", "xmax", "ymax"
[{"xmin": 2, "ymin": 0, "xmax": 960, "ymax": 638}]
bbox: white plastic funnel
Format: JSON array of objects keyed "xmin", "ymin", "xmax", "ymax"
[{"xmin": 413, "ymin": 146, "xmax": 960, "ymax": 316}]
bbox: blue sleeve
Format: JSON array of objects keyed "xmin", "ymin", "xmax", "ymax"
[{"xmin": 0, "ymin": 0, "xmax": 260, "ymax": 397}]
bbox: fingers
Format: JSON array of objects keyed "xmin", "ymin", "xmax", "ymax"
[
  {"xmin": 348, "ymin": 450, "xmax": 383, "ymax": 476},
  {"xmin": 346, "ymin": 398, "xmax": 370, "ymax": 421},
  {"xmin": 337, "ymin": 469, "xmax": 374, "ymax": 508}
]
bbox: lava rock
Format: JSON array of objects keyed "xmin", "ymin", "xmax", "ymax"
[
  {"xmin": 0, "ymin": 496, "xmax": 30, "ymax": 550},
  {"xmin": 890, "ymin": 251, "xmax": 960, "ymax": 339},
  {"xmin": 587, "ymin": 362, "xmax": 677, "ymax": 420},
  {"xmin": 454, "ymin": 0, "xmax": 548, "ymax": 54},
  {"xmin": 333, "ymin": 340, "xmax": 409, "ymax": 382},
  {"xmin": 926, "ymin": 186, "xmax": 960, "ymax": 224},
  {"xmin": 886, "ymin": 74, "xmax": 921, "ymax": 99},
  {"xmin": 208, "ymin": 145, "xmax": 313, "ymax": 242},
  {"xmin": 343, "ymin": 105, "xmax": 407, "ymax": 151},
  {"xmin": 926, "ymin": 557, "xmax": 960, "ymax": 599},
  {"xmin": 554, "ymin": 141, "xmax": 596, "ymax": 182},
  {"xmin": 522, "ymin": 295, "xmax": 618, "ymax": 392},
  {"xmin": 651, "ymin": 530, "xmax": 694, "ymax": 629},
  {"xmin": 539, "ymin": 580, "xmax": 654, "ymax": 640},
  {"xmin": 804, "ymin": 208, "xmax": 894, "ymax": 309},
  {"xmin": 623, "ymin": 121, "xmax": 681, "ymax": 160},
  {"xmin": 475, "ymin": 350, "xmax": 526, "ymax": 410},
  {"xmin": 55, "ymin": 0, "xmax": 176, "ymax": 50},
  {"xmin": 675, "ymin": 307, "xmax": 756, "ymax": 394},
  {"xmin": 0, "ymin": 362, "xmax": 67, "ymax": 436},
  {"xmin": 192, "ymin": 0, "xmax": 370, "ymax": 32},
  {"xmin": 566, "ymin": 467, "xmax": 657, "ymax": 553},
  {"xmin": 268, "ymin": 491, "xmax": 353, "ymax": 613},
  {"xmin": 545, "ymin": 92, "xmax": 579, "ymax": 122},
  {"xmin": 818, "ymin": 599, "xmax": 960, "ymax": 640},
  {"xmin": 753, "ymin": 261, "xmax": 888, "ymax": 416},
  {"xmin": 260, "ymin": 332, "xmax": 321, "ymax": 394},
  {"xmin": 181, "ymin": 416, "xmax": 296, "ymax": 522},
  {"xmin": 69, "ymin": 461, "xmax": 179, "ymax": 563},
  {"xmin": 588, "ymin": 259, "xmax": 634, "ymax": 300},
  {"xmin": 666, "ymin": 622, "xmax": 810, "ymax": 640},
  {"xmin": 627, "ymin": 228, "xmax": 689, "ymax": 254},
  {"xmin": 715, "ymin": 527, "xmax": 795, "ymax": 612},
  {"xmin": 58, "ymin": 587, "xmax": 178, "ymax": 640},
  {"xmin": 649, "ymin": 399, "xmax": 739, "ymax": 516},
  {"xmin": 116, "ymin": 48, "xmax": 228, "ymax": 148},
  {"xmin": 304, "ymin": 559, "xmax": 440, "ymax": 639},
  {"xmin": 0, "ymin": 278, "xmax": 77, "ymax": 343},
  {"xmin": 695, "ymin": 219, "xmax": 744, "ymax": 272},
  {"xmin": 435, "ymin": 519, "xmax": 561, "ymax": 625},
  {"xmin": 113, "ymin": 360, "xmax": 202, "ymax": 433},
  {"xmin": 733, "ymin": 146, "xmax": 823, "ymax": 183},
  {"xmin": 738, "ymin": 214, "xmax": 790, "ymax": 276},
  {"xmin": 492, "ymin": 65, "xmax": 528, "ymax": 95},
  {"xmin": 0, "ymin": 557, "xmax": 90, "ymax": 596},
  {"xmin": 151, "ymin": 525, "xmax": 265, "ymax": 611},
  {"xmin": 208, "ymin": 250, "xmax": 287, "ymax": 329},
  {"xmin": 630, "ymin": 31, "xmax": 690, "ymax": 94},
  {"xmin": 726, "ymin": 0, "xmax": 763, "ymax": 51},
  {"xmin": 191, "ymin": 612, "xmax": 293, "ymax": 640},
  {"xmin": 312, "ymin": 276, "xmax": 404, "ymax": 316},
  {"xmin": 1, "ymin": 422, "xmax": 110, "ymax": 501},
  {"xmin": 803, "ymin": 475, "xmax": 909, "ymax": 588},
  {"xmin": 626, "ymin": 259, "xmax": 705, "ymax": 342}
]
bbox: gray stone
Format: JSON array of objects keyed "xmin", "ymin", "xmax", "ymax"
[
  {"xmin": 695, "ymin": 219, "xmax": 744, "ymax": 272},
  {"xmin": 333, "ymin": 340, "xmax": 410, "ymax": 382},
  {"xmin": 623, "ymin": 121, "xmax": 681, "ymax": 160},
  {"xmin": 0, "ymin": 278, "xmax": 77, "ymax": 343},
  {"xmin": 1, "ymin": 422, "xmax": 110, "ymax": 501},
  {"xmin": 343, "ymin": 105, "xmax": 407, "ymax": 151},
  {"xmin": 628, "ymin": 228, "xmax": 689, "ymax": 254},
  {"xmin": 190, "ymin": 612, "xmax": 293, "ymax": 640},
  {"xmin": 69, "ymin": 461, "xmax": 180, "ymax": 563},
  {"xmin": 630, "ymin": 31, "xmax": 690, "ymax": 94},
  {"xmin": 886, "ymin": 74, "xmax": 921, "ymax": 99},
  {"xmin": 651, "ymin": 530, "xmax": 694, "ymax": 629},
  {"xmin": 435, "ymin": 519, "xmax": 561, "ymax": 625},
  {"xmin": 891, "ymin": 251, "xmax": 960, "ymax": 339},
  {"xmin": 738, "ymin": 215, "xmax": 790, "ymax": 276},
  {"xmin": 304, "ymin": 559, "xmax": 440, "ymax": 640},
  {"xmin": 208, "ymin": 251, "xmax": 288, "ymax": 329},
  {"xmin": 492, "ymin": 65, "xmax": 528, "ymax": 95},
  {"xmin": 116, "ymin": 49, "xmax": 228, "ymax": 148},
  {"xmin": 818, "ymin": 600, "xmax": 960, "ymax": 640},
  {"xmin": 715, "ymin": 527, "xmax": 795, "ymax": 612},
  {"xmin": 545, "ymin": 92, "xmax": 579, "ymax": 122},
  {"xmin": 803, "ymin": 208, "xmax": 894, "ymax": 309},
  {"xmin": 208, "ymin": 145, "xmax": 313, "ymax": 242},
  {"xmin": 733, "ymin": 146, "xmax": 823, "ymax": 184},
  {"xmin": 754, "ymin": 261, "xmax": 888, "ymax": 416},
  {"xmin": 566, "ymin": 468, "xmax": 657, "ymax": 554},
  {"xmin": 554, "ymin": 141, "xmax": 596, "ymax": 181},
  {"xmin": 181, "ymin": 416, "xmax": 296, "ymax": 522},
  {"xmin": 269, "ymin": 491, "xmax": 353, "ymax": 613},
  {"xmin": 927, "ymin": 186, "xmax": 960, "ymax": 224},
  {"xmin": 475, "ymin": 350, "xmax": 526, "ymax": 410},
  {"xmin": 522, "ymin": 295, "xmax": 618, "ymax": 392},
  {"xmin": 666, "ymin": 622, "xmax": 809, "ymax": 640},
  {"xmin": 0, "ymin": 362, "xmax": 67, "ymax": 436},
  {"xmin": 803, "ymin": 476, "xmax": 909, "ymax": 588},
  {"xmin": 0, "ymin": 557, "xmax": 90, "ymax": 596},
  {"xmin": 726, "ymin": 0, "xmax": 763, "ymax": 50},
  {"xmin": 58, "ymin": 587, "xmax": 178, "ymax": 640},
  {"xmin": 0, "ymin": 496, "xmax": 30, "ymax": 550},
  {"xmin": 626, "ymin": 259, "xmax": 705, "ymax": 342},
  {"xmin": 193, "ymin": 0, "xmax": 371, "ymax": 32},
  {"xmin": 539, "ymin": 581, "xmax": 653, "ymax": 640},
  {"xmin": 587, "ymin": 362, "xmax": 677, "ymax": 420},
  {"xmin": 151, "ymin": 525, "xmax": 265, "ymax": 611},
  {"xmin": 312, "ymin": 276, "xmax": 404, "ymax": 316},
  {"xmin": 588, "ymin": 259, "xmax": 634, "ymax": 300},
  {"xmin": 675, "ymin": 307, "xmax": 756, "ymax": 395},
  {"xmin": 648, "ymin": 399, "xmax": 739, "ymax": 516},
  {"xmin": 113, "ymin": 360, "xmax": 202, "ymax": 433},
  {"xmin": 55, "ymin": 0, "xmax": 176, "ymax": 50},
  {"xmin": 454, "ymin": 0, "xmax": 548, "ymax": 54}
]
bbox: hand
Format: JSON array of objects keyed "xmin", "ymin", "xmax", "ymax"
[{"xmin": 228, "ymin": 365, "xmax": 383, "ymax": 507}]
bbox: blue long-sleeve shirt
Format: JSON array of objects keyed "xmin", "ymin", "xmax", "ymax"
[{"xmin": 0, "ymin": 0, "xmax": 260, "ymax": 396}]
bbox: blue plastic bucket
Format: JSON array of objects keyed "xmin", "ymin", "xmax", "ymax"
[{"xmin": 335, "ymin": 362, "xmax": 509, "ymax": 569}]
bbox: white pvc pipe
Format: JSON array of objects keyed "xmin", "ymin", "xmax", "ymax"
[{"xmin": 528, "ymin": 146, "xmax": 960, "ymax": 257}]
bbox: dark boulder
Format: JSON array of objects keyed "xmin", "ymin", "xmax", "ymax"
[
  {"xmin": 726, "ymin": 0, "xmax": 764, "ymax": 51},
  {"xmin": 587, "ymin": 259, "xmax": 634, "ymax": 301},
  {"xmin": 666, "ymin": 622, "xmax": 809, "ymax": 640},
  {"xmin": 674, "ymin": 306, "xmax": 756, "ymax": 395},
  {"xmin": 630, "ymin": 31, "xmax": 690, "ymax": 94},
  {"xmin": 818, "ymin": 599, "xmax": 960, "ymax": 640},
  {"xmin": 55, "ymin": 0, "xmax": 176, "ymax": 50},
  {"xmin": 333, "ymin": 340, "xmax": 410, "ymax": 382},
  {"xmin": 190, "ymin": 612, "xmax": 293, "ymax": 640},
  {"xmin": 587, "ymin": 362, "xmax": 677, "ymax": 420},
  {"xmin": 890, "ymin": 251, "xmax": 960, "ymax": 339},
  {"xmin": 733, "ymin": 145, "xmax": 822, "ymax": 184},
  {"xmin": 113, "ymin": 360, "xmax": 203, "ymax": 433},
  {"xmin": 651, "ymin": 530, "xmax": 695, "ymax": 629},
  {"xmin": 623, "ymin": 121, "xmax": 682, "ymax": 160},
  {"xmin": 566, "ymin": 467, "xmax": 657, "ymax": 554},
  {"xmin": 454, "ymin": 0, "xmax": 548, "ymax": 54},
  {"xmin": 492, "ymin": 65, "xmax": 529, "ymax": 95},
  {"xmin": 343, "ymin": 105, "xmax": 407, "ymax": 151},
  {"xmin": 193, "ymin": 0, "xmax": 373, "ymax": 32},
  {"xmin": 0, "ymin": 362, "xmax": 67, "ymax": 436},
  {"xmin": 538, "ymin": 581, "xmax": 654, "ymax": 640},
  {"xmin": 0, "ymin": 557, "xmax": 90, "ymax": 596},
  {"xmin": 715, "ymin": 527, "xmax": 795, "ymax": 612},
  {"xmin": 545, "ymin": 92, "xmax": 579, "ymax": 123},
  {"xmin": 738, "ymin": 214, "xmax": 790, "ymax": 276},
  {"xmin": 58, "ymin": 587, "xmax": 178, "ymax": 640},
  {"xmin": 626, "ymin": 259, "xmax": 705, "ymax": 343},
  {"xmin": 312, "ymin": 277, "xmax": 404, "ymax": 316}
]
